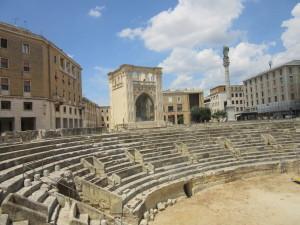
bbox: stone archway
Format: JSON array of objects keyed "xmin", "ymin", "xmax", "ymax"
[{"xmin": 135, "ymin": 93, "xmax": 154, "ymax": 121}]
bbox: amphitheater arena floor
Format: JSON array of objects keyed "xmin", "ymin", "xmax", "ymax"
[{"xmin": 150, "ymin": 173, "xmax": 300, "ymax": 225}]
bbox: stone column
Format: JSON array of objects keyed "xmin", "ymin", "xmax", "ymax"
[{"xmin": 223, "ymin": 46, "xmax": 235, "ymax": 121}]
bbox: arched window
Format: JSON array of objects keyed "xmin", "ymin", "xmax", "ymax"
[{"xmin": 135, "ymin": 93, "xmax": 154, "ymax": 121}]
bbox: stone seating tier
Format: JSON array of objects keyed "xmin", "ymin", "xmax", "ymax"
[{"xmin": 0, "ymin": 120, "xmax": 299, "ymax": 225}]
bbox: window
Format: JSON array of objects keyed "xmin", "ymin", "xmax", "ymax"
[
  {"xmin": 177, "ymin": 96, "xmax": 181, "ymax": 103},
  {"xmin": 231, "ymin": 93, "xmax": 234, "ymax": 98},
  {"xmin": 63, "ymin": 106, "xmax": 66, "ymax": 113},
  {"xmin": 262, "ymin": 91, "xmax": 264, "ymax": 97},
  {"xmin": 1, "ymin": 101, "xmax": 11, "ymax": 110},
  {"xmin": 22, "ymin": 43, "xmax": 30, "ymax": 54},
  {"xmin": 24, "ymin": 80, "xmax": 31, "ymax": 93},
  {"xmin": 236, "ymin": 100, "xmax": 238, "ymax": 104},
  {"xmin": 274, "ymin": 96, "xmax": 278, "ymax": 102},
  {"xmin": 262, "ymin": 98, "xmax": 265, "ymax": 104},
  {"xmin": 66, "ymin": 62, "xmax": 70, "ymax": 73},
  {"xmin": 291, "ymin": 93, "xmax": 295, "ymax": 100},
  {"xmin": 1, "ymin": 77, "xmax": 9, "ymax": 90},
  {"xmin": 268, "ymin": 97, "xmax": 271, "ymax": 103},
  {"xmin": 279, "ymin": 69, "xmax": 282, "ymax": 75},
  {"xmin": 240, "ymin": 107, "xmax": 243, "ymax": 111},
  {"xmin": 23, "ymin": 62, "xmax": 30, "ymax": 72},
  {"xmin": 240, "ymin": 100, "xmax": 243, "ymax": 104},
  {"xmin": 54, "ymin": 56, "xmax": 57, "ymax": 64},
  {"xmin": 168, "ymin": 106, "xmax": 174, "ymax": 112},
  {"xmin": 60, "ymin": 58, "xmax": 65, "ymax": 69},
  {"xmin": 239, "ymin": 93, "xmax": 242, "ymax": 97},
  {"xmin": 55, "ymin": 105, "xmax": 60, "ymax": 112},
  {"xmin": 0, "ymin": 58, "xmax": 9, "ymax": 68},
  {"xmin": 0, "ymin": 38, "xmax": 7, "ymax": 48},
  {"xmin": 177, "ymin": 104, "xmax": 182, "ymax": 112},
  {"xmin": 23, "ymin": 102, "xmax": 32, "ymax": 111},
  {"xmin": 232, "ymin": 100, "xmax": 234, "ymax": 105},
  {"xmin": 69, "ymin": 107, "xmax": 72, "ymax": 114}
]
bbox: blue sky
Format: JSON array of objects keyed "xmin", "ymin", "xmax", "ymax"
[{"xmin": 1, "ymin": 0, "xmax": 300, "ymax": 105}]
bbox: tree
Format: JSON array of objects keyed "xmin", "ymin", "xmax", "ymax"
[
  {"xmin": 191, "ymin": 107, "xmax": 211, "ymax": 123},
  {"xmin": 212, "ymin": 110, "xmax": 227, "ymax": 121}
]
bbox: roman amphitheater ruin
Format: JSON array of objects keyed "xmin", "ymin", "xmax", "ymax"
[{"xmin": 0, "ymin": 120, "xmax": 299, "ymax": 225}]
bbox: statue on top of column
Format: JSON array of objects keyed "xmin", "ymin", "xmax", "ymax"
[{"xmin": 223, "ymin": 46, "xmax": 230, "ymax": 67}]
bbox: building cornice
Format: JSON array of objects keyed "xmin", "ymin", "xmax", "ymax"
[
  {"xmin": 108, "ymin": 64, "xmax": 162, "ymax": 77},
  {"xmin": 243, "ymin": 60, "xmax": 300, "ymax": 82}
]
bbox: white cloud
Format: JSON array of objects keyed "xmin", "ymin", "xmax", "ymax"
[
  {"xmin": 118, "ymin": 1, "xmax": 300, "ymax": 95},
  {"xmin": 88, "ymin": 6, "xmax": 104, "ymax": 18},
  {"xmin": 273, "ymin": 3, "xmax": 300, "ymax": 64},
  {"xmin": 161, "ymin": 2, "xmax": 300, "ymax": 93},
  {"xmin": 119, "ymin": 28, "xmax": 143, "ymax": 40},
  {"xmin": 161, "ymin": 42, "xmax": 272, "ymax": 92},
  {"xmin": 119, "ymin": 0, "xmax": 244, "ymax": 51}
]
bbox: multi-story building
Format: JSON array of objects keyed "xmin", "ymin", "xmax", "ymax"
[
  {"xmin": 243, "ymin": 60, "xmax": 300, "ymax": 118},
  {"xmin": 98, "ymin": 106, "xmax": 110, "ymax": 128},
  {"xmin": 82, "ymin": 98, "xmax": 111, "ymax": 129},
  {"xmin": 163, "ymin": 89, "xmax": 204, "ymax": 125},
  {"xmin": 205, "ymin": 85, "xmax": 227, "ymax": 113},
  {"xmin": 82, "ymin": 97, "xmax": 100, "ymax": 128},
  {"xmin": 0, "ymin": 22, "xmax": 83, "ymax": 133},
  {"xmin": 205, "ymin": 85, "xmax": 245, "ymax": 119}
]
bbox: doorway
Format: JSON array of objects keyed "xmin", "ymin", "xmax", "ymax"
[
  {"xmin": 183, "ymin": 182, "xmax": 193, "ymax": 198},
  {"xmin": 21, "ymin": 117, "xmax": 36, "ymax": 131},
  {"xmin": 0, "ymin": 117, "xmax": 14, "ymax": 133}
]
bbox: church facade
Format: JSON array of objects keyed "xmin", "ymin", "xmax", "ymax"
[{"xmin": 108, "ymin": 65, "xmax": 164, "ymax": 129}]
